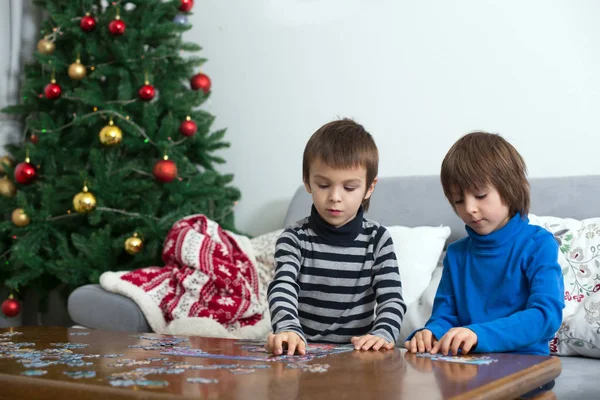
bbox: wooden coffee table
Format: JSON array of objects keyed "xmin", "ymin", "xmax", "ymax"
[{"xmin": 0, "ymin": 326, "xmax": 560, "ymax": 400}]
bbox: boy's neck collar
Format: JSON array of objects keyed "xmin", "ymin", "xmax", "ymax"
[
  {"xmin": 466, "ymin": 212, "xmax": 527, "ymax": 248},
  {"xmin": 309, "ymin": 205, "xmax": 364, "ymax": 244}
]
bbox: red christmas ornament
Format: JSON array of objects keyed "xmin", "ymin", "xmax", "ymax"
[
  {"xmin": 179, "ymin": 0, "xmax": 194, "ymax": 12},
  {"xmin": 179, "ymin": 117, "xmax": 197, "ymax": 137},
  {"xmin": 1, "ymin": 295, "xmax": 20, "ymax": 318},
  {"xmin": 190, "ymin": 73, "xmax": 211, "ymax": 93},
  {"xmin": 138, "ymin": 84, "xmax": 156, "ymax": 101},
  {"xmin": 80, "ymin": 14, "xmax": 96, "ymax": 32},
  {"xmin": 14, "ymin": 161, "xmax": 37, "ymax": 185},
  {"xmin": 108, "ymin": 18, "xmax": 126, "ymax": 36},
  {"xmin": 44, "ymin": 81, "xmax": 62, "ymax": 100},
  {"xmin": 30, "ymin": 134, "xmax": 39, "ymax": 144},
  {"xmin": 153, "ymin": 158, "xmax": 178, "ymax": 183}
]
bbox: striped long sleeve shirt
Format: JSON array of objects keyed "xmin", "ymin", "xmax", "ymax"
[{"xmin": 267, "ymin": 206, "xmax": 406, "ymax": 344}]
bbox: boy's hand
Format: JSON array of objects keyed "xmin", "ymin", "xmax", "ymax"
[
  {"xmin": 351, "ymin": 334, "xmax": 395, "ymax": 351},
  {"xmin": 266, "ymin": 332, "xmax": 306, "ymax": 356},
  {"xmin": 430, "ymin": 327, "xmax": 477, "ymax": 356},
  {"xmin": 404, "ymin": 329, "xmax": 437, "ymax": 353}
]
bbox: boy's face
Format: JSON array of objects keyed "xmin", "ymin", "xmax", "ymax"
[
  {"xmin": 305, "ymin": 159, "xmax": 376, "ymax": 228},
  {"xmin": 450, "ymin": 184, "xmax": 510, "ymax": 235}
]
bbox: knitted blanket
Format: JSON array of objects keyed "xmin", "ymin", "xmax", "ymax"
[{"xmin": 100, "ymin": 214, "xmax": 270, "ymax": 339}]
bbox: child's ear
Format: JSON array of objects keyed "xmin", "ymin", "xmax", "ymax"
[
  {"xmin": 304, "ymin": 181, "xmax": 312, "ymax": 194},
  {"xmin": 364, "ymin": 177, "xmax": 378, "ymax": 200}
]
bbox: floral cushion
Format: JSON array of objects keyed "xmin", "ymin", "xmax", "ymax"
[{"xmin": 529, "ymin": 214, "xmax": 600, "ymax": 358}]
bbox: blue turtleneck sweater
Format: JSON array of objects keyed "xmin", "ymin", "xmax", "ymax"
[{"xmin": 419, "ymin": 213, "xmax": 564, "ymax": 355}]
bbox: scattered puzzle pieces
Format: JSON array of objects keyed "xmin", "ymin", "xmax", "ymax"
[{"xmin": 1, "ymin": 329, "xmax": 349, "ymax": 391}]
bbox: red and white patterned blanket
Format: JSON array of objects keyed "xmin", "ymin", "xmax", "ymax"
[{"xmin": 100, "ymin": 215, "xmax": 270, "ymax": 339}]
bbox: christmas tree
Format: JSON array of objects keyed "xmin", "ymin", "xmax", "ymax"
[{"xmin": 0, "ymin": 0, "xmax": 241, "ymax": 316}]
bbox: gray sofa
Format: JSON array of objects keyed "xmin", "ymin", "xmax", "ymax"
[{"xmin": 69, "ymin": 175, "xmax": 600, "ymax": 399}]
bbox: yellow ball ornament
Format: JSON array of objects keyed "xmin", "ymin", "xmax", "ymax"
[
  {"xmin": 0, "ymin": 177, "xmax": 16, "ymax": 198},
  {"xmin": 12, "ymin": 208, "xmax": 31, "ymax": 227},
  {"xmin": 0, "ymin": 155, "xmax": 13, "ymax": 174},
  {"xmin": 37, "ymin": 38, "xmax": 55, "ymax": 55},
  {"xmin": 73, "ymin": 185, "xmax": 97, "ymax": 213},
  {"xmin": 68, "ymin": 59, "xmax": 87, "ymax": 80},
  {"xmin": 99, "ymin": 119, "xmax": 123, "ymax": 146},
  {"xmin": 124, "ymin": 233, "xmax": 144, "ymax": 255}
]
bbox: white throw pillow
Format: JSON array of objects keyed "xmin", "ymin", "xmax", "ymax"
[
  {"xmin": 398, "ymin": 252, "xmax": 445, "ymax": 344},
  {"xmin": 529, "ymin": 214, "xmax": 600, "ymax": 358},
  {"xmin": 387, "ymin": 226, "xmax": 451, "ymax": 310}
]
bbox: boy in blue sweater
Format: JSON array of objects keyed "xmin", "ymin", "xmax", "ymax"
[{"xmin": 405, "ymin": 131, "xmax": 564, "ymax": 356}]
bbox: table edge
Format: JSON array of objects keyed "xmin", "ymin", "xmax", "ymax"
[
  {"xmin": 451, "ymin": 356, "xmax": 562, "ymax": 400},
  {"xmin": 0, "ymin": 373, "xmax": 177, "ymax": 400}
]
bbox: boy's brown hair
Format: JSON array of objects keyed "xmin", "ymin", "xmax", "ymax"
[
  {"xmin": 440, "ymin": 131, "xmax": 530, "ymax": 217},
  {"xmin": 302, "ymin": 119, "xmax": 379, "ymax": 211}
]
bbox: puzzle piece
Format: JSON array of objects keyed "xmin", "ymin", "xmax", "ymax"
[
  {"xmin": 63, "ymin": 370, "xmax": 96, "ymax": 379},
  {"xmin": 187, "ymin": 377, "xmax": 219, "ymax": 384},
  {"xmin": 21, "ymin": 370, "xmax": 47, "ymax": 376},
  {"xmin": 183, "ymin": 363, "xmax": 240, "ymax": 370},
  {"xmin": 103, "ymin": 354, "xmax": 125, "ymax": 358},
  {"xmin": 286, "ymin": 363, "xmax": 330, "ymax": 373},
  {"xmin": 415, "ymin": 353, "xmax": 497, "ymax": 365},
  {"xmin": 229, "ymin": 368, "xmax": 256, "ymax": 374}
]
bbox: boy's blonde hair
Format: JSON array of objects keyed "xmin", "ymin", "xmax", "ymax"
[
  {"xmin": 440, "ymin": 131, "xmax": 530, "ymax": 217},
  {"xmin": 302, "ymin": 119, "xmax": 378, "ymax": 211}
]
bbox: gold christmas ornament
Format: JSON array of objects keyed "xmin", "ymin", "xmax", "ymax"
[
  {"xmin": 0, "ymin": 176, "xmax": 16, "ymax": 198},
  {"xmin": 99, "ymin": 119, "xmax": 123, "ymax": 146},
  {"xmin": 124, "ymin": 233, "xmax": 144, "ymax": 255},
  {"xmin": 68, "ymin": 58, "xmax": 87, "ymax": 80},
  {"xmin": 72, "ymin": 184, "xmax": 97, "ymax": 213},
  {"xmin": 37, "ymin": 38, "xmax": 55, "ymax": 54},
  {"xmin": 11, "ymin": 208, "xmax": 31, "ymax": 227},
  {"xmin": 0, "ymin": 155, "xmax": 13, "ymax": 174}
]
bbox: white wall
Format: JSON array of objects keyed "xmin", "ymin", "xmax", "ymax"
[{"xmin": 189, "ymin": 0, "xmax": 597, "ymax": 235}]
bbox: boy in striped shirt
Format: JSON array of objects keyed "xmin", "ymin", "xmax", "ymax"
[{"xmin": 266, "ymin": 119, "xmax": 406, "ymax": 356}]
